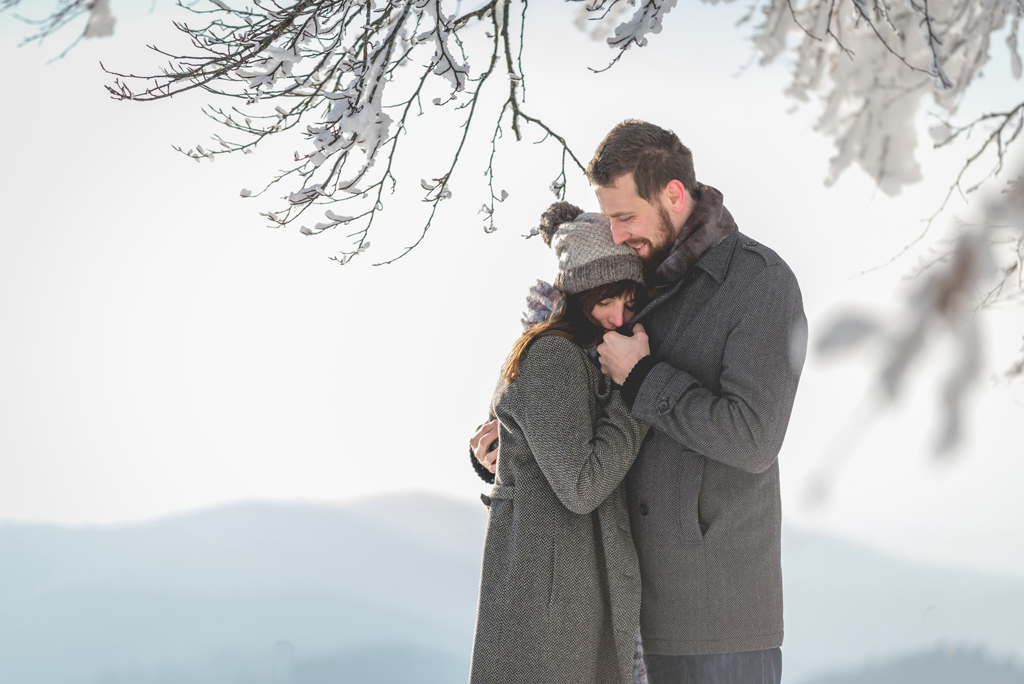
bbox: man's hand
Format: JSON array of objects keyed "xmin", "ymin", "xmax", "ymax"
[
  {"xmin": 471, "ymin": 419, "xmax": 500, "ymax": 473},
  {"xmin": 597, "ymin": 323, "xmax": 651, "ymax": 385}
]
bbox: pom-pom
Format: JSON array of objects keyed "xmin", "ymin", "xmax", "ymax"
[{"xmin": 537, "ymin": 201, "xmax": 584, "ymax": 246}]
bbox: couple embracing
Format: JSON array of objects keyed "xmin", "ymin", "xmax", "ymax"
[{"xmin": 467, "ymin": 120, "xmax": 807, "ymax": 684}]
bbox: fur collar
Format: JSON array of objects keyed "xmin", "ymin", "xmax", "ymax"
[{"xmin": 654, "ymin": 184, "xmax": 737, "ymax": 286}]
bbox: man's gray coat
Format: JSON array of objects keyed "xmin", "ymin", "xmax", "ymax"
[
  {"xmin": 622, "ymin": 186, "xmax": 807, "ymax": 655},
  {"xmin": 469, "ymin": 335, "xmax": 649, "ymax": 684}
]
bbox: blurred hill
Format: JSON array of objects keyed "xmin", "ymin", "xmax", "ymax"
[
  {"xmin": 801, "ymin": 647, "xmax": 1024, "ymax": 684},
  {"xmin": 0, "ymin": 493, "xmax": 485, "ymax": 684},
  {"xmin": 0, "ymin": 492, "xmax": 1021, "ymax": 683},
  {"xmin": 781, "ymin": 525, "xmax": 1024, "ymax": 680}
]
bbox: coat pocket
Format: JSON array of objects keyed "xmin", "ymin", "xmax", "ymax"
[
  {"xmin": 639, "ymin": 436, "xmax": 705, "ymax": 545},
  {"xmin": 680, "ymin": 451, "xmax": 706, "ymax": 543}
]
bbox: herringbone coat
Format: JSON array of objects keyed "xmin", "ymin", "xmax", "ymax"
[
  {"xmin": 469, "ymin": 335, "xmax": 649, "ymax": 684},
  {"xmin": 623, "ymin": 186, "xmax": 807, "ymax": 655}
]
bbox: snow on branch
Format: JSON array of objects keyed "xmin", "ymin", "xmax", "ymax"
[
  {"xmin": 563, "ymin": 0, "xmax": 1023, "ymax": 204},
  {"xmin": 101, "ymin": 0, "xmax": 584, "ymax": 265},
  {"xmin": 750, "ymin": 0, "xmax": 1021, "ymax": 197},
  {"xmin": 570, "ymin": 0, "xmax": 677, "ymax": 72},
  {"xmin": 11, "ymin": 0, "xmax": 1024, "ymax": 269},
  {"xmin": 2, "ymin": 0, "xmax": 115, "ymax": 58}
]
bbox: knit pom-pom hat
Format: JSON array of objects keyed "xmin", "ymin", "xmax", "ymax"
[{"xmin": 536, "ymin": 201, "xmax": 644, "ymax": 295}]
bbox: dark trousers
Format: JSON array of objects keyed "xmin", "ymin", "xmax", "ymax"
[{"xmin": 644, "ymin": 648, "xmax": 782, "ymax": 684}]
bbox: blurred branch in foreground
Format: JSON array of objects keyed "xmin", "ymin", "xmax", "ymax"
[
  {"xmin": 2, "ymin": 0, "xmax": 115, "ymax": 58},
  {"xmin": 808, "ymin": 171, "xmax": 1024, "ymax": 503}
]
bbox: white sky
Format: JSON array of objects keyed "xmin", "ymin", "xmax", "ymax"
[{"xmin": 1, "ymin": 1, "xmax": 1022, "ymax": 580}]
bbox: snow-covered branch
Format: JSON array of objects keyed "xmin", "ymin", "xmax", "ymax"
[
  {"xmin": 2, "ymin": 0, "xmax": 114, "ymax": 57},
  {"xmin": 13, "ymin": 0, "xmax": 1020, "ymax": 261},
  {"xmin": 750, "ymin": 0, "xmax": 1020, "ymax": 196},
  {"xmin": 570, "ymin": 0, "xmax": 677, "ymax": 72},
  {"xmin": 100, "ymin": 0, "xmax": 584, "ymax": 265}
]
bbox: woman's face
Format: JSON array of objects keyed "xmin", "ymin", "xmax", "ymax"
[{"xmin": 590, "ymin": 294, "xmax": 636, "ymax": 334}]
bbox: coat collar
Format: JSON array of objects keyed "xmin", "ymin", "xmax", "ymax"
[
  {"xmin": 691, "ymin": 229, "xmax": 737, "ymax": 284},
  {"xmin": 631, "ymin": 231, "xmax": 737, "ymax": 329},
  {"xmin": 653, "ymin": 183, "xmax": 737, "ymax": 286}
]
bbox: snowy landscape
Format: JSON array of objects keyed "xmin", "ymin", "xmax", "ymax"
[{"xmin": 2, "ymin": 1, "xmax": 1023, "ymax": 682}]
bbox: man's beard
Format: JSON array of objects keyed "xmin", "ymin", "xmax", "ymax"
[{"xmin": 635, "ymin": 205, "xmax": 676, "ymax": 282}]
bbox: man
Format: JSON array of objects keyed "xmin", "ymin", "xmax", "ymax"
[{"xmin": 472, "ymin": 120, "xmax": 806, "ymax": 684}]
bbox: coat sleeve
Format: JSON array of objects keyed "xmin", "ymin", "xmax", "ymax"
[
  {"xmin": 469, "ymin": 444, "xmax": 496, "ymax": 484},
  {"xmin": 514, "ymin": 336, "xmax": 649, "ymax": 515},
  {"xmin": 632, "ymin": 263, "xmax": 807, "ymax": 474},
  {"xmin": 468, "ymin": 380, "xmax": 505, "ymax": 485}
]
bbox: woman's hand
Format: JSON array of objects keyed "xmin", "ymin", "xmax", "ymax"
[{"xmin": 471, "ymin": 419, "xmax": 500, "ymax": 474}]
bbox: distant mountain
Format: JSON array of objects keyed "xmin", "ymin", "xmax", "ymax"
[
  {"xmin": 781, "ymin": 527, "xmax": 1024, "ymax": 682},
  {"xmin": 802, "ymin": 646, "xmax": 1024, "ymax": 684},
  {"xmin": 1, "ymin": 493, "xmax": 1022, "ymax": 684},
  {"xmin": 0, "ymin": 493, "xmax": 487, "ymax": 684}
]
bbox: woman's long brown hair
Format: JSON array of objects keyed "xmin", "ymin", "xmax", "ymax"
[{"xmin": 501, "ymin": 279, "xmax": 642, "ymax": 384}]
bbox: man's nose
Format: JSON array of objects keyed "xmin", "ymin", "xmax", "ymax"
[{"xmin": 610, "ymin": 221, "xmax": 630, "ymax": 245}]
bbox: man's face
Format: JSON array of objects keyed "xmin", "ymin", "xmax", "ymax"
[{"xmin": 595, "ymin": 173, "xmax": 676, "ymax": 267}]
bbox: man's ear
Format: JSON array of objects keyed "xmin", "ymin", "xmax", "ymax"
[{"xmin": 662, "ymin": 179, "xmax": 688, "ymax": 213}]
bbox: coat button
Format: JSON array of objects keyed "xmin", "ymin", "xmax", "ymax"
[
  {"xmin": 657, "ymin": 399, "xmax": 670, "ymax": 412},
  {"xmin": 639, "ymin": 503, "xmax": 649, "ymax": 516}
]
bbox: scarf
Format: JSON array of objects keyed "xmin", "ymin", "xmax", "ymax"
[
  {"xmin": 521, "ymin": 280, "xmax": 564, "ymax": 331},
  {"xmin": 520, "ymin": 280, "xmax": 600, "ymax": 361},
  {"xmin": 654, "ymin": 184, "xmax": 737, "ymax": 286}
]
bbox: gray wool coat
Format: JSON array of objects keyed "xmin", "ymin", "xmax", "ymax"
[
  {"xmin": 622, "ymin": 195, "xmax": 807, "ymax": 655},
  {"xmin": 469, "ymin": 334, "xmax": 649, "ymax": 684}
]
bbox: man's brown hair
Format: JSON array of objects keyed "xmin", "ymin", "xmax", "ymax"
[{"xmin": 586, "ymin": 120, "xmax": 698, "ymax": 203}]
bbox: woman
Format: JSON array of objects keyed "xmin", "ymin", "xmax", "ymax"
[{"xmin": 469, "ymin": 202, "xmax": 650, "ymax": 684}]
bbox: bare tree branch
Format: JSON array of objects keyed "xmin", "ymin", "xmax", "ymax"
[{"xmin": 93, "ymin": 0, "xmax": 591, "ymax": 265}]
